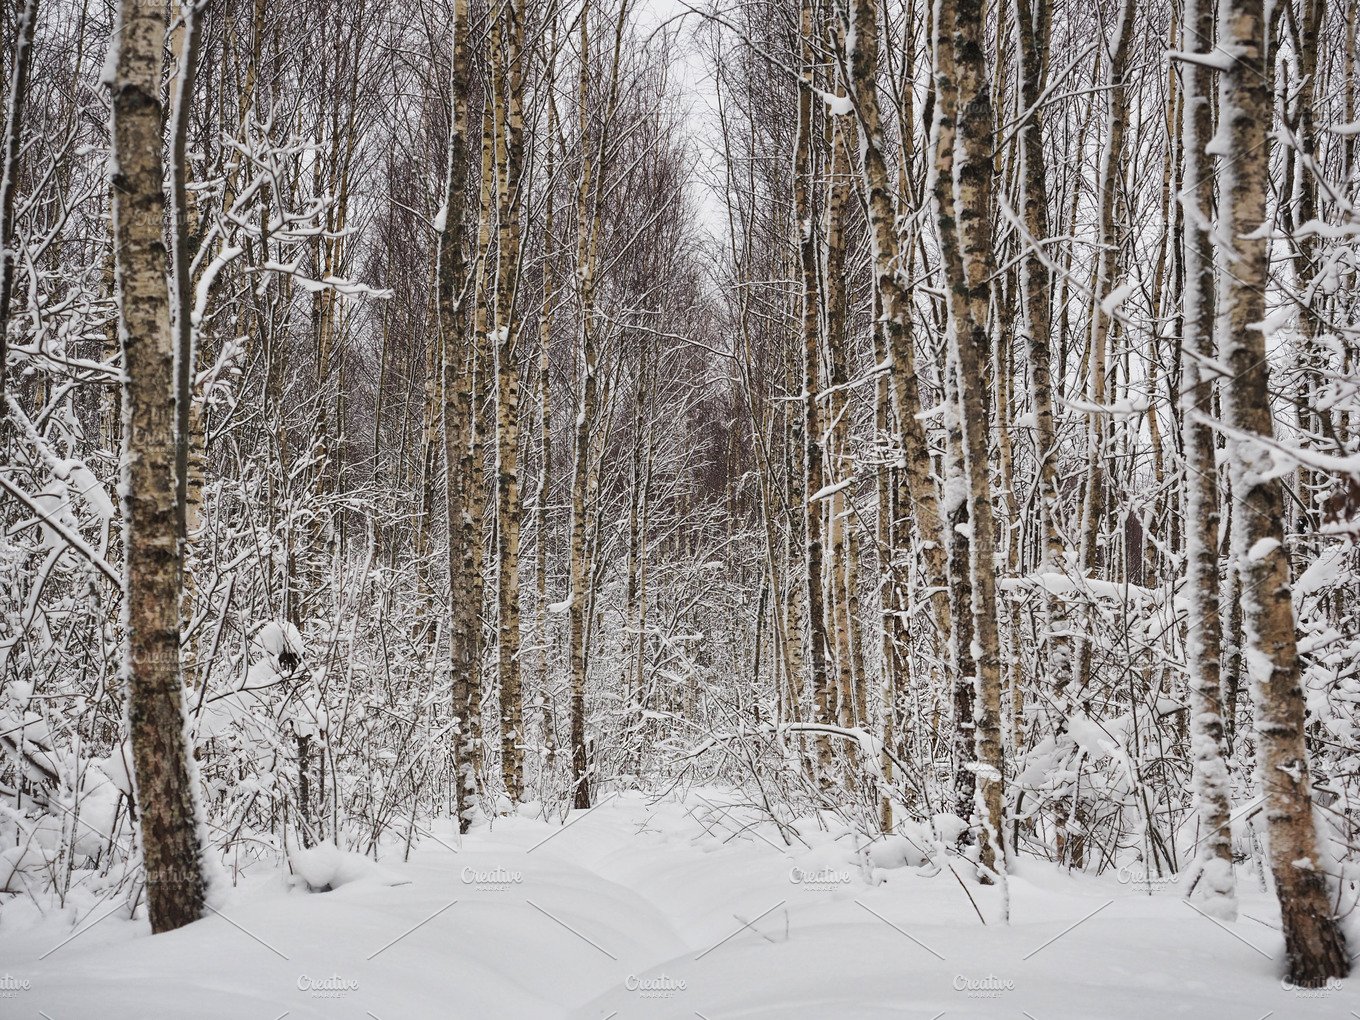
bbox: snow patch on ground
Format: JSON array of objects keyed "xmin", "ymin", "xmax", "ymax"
[
  {"xmin": 2, "ymin": 790, "xmax": 1356, "ymax": 1018},
  {"xmin": 289, "ymin": 840, "xmax": 409, "ymax": 892}
]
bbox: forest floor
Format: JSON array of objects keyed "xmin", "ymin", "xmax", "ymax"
[{"xmin": 3, "ymin": 788, "xmax": 1355, "ymax": 1018}]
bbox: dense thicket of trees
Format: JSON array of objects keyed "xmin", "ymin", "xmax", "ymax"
[{"xmin": 1, "ymin": 0, "xmax": 1357, "ymax": 985}]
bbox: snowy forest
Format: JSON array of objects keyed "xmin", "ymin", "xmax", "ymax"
[{"xmin": 2, "ymin": 0, "xmax": 1359, "ymax": 1015}]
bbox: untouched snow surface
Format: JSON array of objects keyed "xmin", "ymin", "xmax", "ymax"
[{"xmin": 2, "ymin": 790, "xmax": 1355, "ymax": 1018}]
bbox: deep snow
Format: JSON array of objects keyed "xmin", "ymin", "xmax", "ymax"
[{"xmin": 2, "ymin": 789, "xmax": 1355, "ymax": 1018}]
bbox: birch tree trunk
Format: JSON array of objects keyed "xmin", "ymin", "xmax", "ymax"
[
  {"xmin": 110, "ymin": 0, "xmax": 207, "ymax": 933},
  {"xmin": 535, "ymin": 31, "xmax": 559, "ymax": 762},
  {"xmin": 492, "ymin": 0, "xmax": 527, "ymax": 803},
  {"xmin": 1013, "ymin": 0, "xmax": 1071, "ymax": 711},
  {"xmin": 824, "ymin": 115, "xmax": 866, "ymax": 735},
  {"xmin": 796, "ymin": 0, "xmax": 832, "ymax": 775},
  {"xmin": 1288, "ymin": 0, "xmax": 1323, "ymax": 538},
  {"xmin": 440, "ymin": 0, "xmax": 475, "ymax": 833},
  {"xmin": 1177, "ymin": 0, "xmax": 1235, "ymax": 919},
  {"xmin": 169, "ymin": 0, "xmax": 201, "ymax": 546},
  {"xmin": 567, "ymin": 0, "xmax": 615, "ymax": 809},
  {"xmin": 1074, "ymin": 0, "xmax": 1136, "ymax": 695},
  {"xmin": 461, "ymin": 96, "xmax": 502, "ymax": 786},
  {"xmin": 0, "ymin": 0, "xmax": 38, "ymax": 446},
  {"xmin": 623, "ymin": 345, "xmax": 648, "ymax": 741},
  {"xmin": 846, "ymin": 0, "xmax": 953, "ymax": 686},
  {"xmin": 1215, "ymin": 0, "xmax": 1349, "ymax": 983},
  {"xmin": 937, "ymin": 0, "xmax": 1008, "ymax": 892}
]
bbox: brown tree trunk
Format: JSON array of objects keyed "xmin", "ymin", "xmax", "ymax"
[
  {"xmin": 846, "ymin": 0, "xmax": 952, "ymax": 691},
  {"xmin": 492, "ymin": 0, "xmax": 527, "ymax": 803},
  {"xmin": 1215, "ymin": 0, "xmax": 1349, "ymax": 983},
  {"xmin": 440, "ymin": 0, "xmax": 476, "ymax": 833},
  {"xmin": 1073, "ymin": 0, "xmax": 1136, "ymax": 695},
  {"xmin": 796, "ymin": 0, "xmax": 832, "ymax": 776},
  {"xmin": 936, "ymin": 0, "xmax": 1008, "ymax": 891},
  {"xmin": 0, "ymin": 0, "xmax": 39, "ymax": 447},
  {"xmin": 110, "ymin": 0, "xmax": 207, "ymax": 934},
  {"xmin": 1013, "ymin": 0, "xmax": 1072, "ymax": 715}
]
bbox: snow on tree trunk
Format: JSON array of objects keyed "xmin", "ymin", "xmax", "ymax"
[
  {"xmin": 934, "ymin": 0, "xmax": 1009, "ymax": 900},
  {"xmin": 1177, "ymin": 0, "xmax": 1236, "ymax": 920},
  {"xmin": 846, "ymin": 0, "xmax": 953, "ymax": 711},
  {"xmin": 1013, "ymin": 0, "xmax": 1072, "ymax": 717},
  {"xmin": 1073, "ymin": 0, "xmax": 1136, "ymax": 701},
  {"xmin": 795, "ymin": 0, "xmax": 833, "ymax": 778},
  {"xmin": 1214, "ymin": 0, "xmax": 1349, "ymax": 984}
]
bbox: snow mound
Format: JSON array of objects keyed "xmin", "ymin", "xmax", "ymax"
[{"xmin": 288, "ymin": 840, "xmax": 407, "ymax": 892}]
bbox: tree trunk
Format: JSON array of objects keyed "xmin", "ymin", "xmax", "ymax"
[
  {"xmin": 1215, "ymin": 0, "xmax": 1349, "ymax": 983},
  {"xmin": 535, "ymin": 30, "xmax": 559, "ymax": 763},
  {"xmin": 1073, "ymin": 0, "xmax": 1136, "ymax": 696},
  {"xmin": 492, "ymin": 0, "xmax": 527, "ymax": 803},
  {"xmin": 110, "ymin": 0, "xmax": 207, "ymax": 934},
  {"xmin": 1177, "ymin": 0, "xmax": 1235, "ymax": 919},
  {"xmin": 796, "ymin": 0, "xmax": 832, "ymax": 776},
  {"xmin": 846, "ymin": 0, "xmax": 953, "ymax": 693},
  {"xmin": 0, "ymin": 0, "xmax": 38, "ymax": 447},
  {"xmin": 936, "ymin": 0, "xmax": 1008, "ymax": 893},
  {"xmin": 440, "ymin": 0, "xmax": 475, "ymax": 833},
  {"xmin": 1013, "ymin": 0, "xmax": 1072, "ymax": 715}
]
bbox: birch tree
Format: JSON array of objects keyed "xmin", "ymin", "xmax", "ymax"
[
  {"xmin": 440, "ymin": 0, "xmax": 476, "ymax": 832},
  {"xmin": 1214, "ymin": 0, "xmax": 1350, "ymax": 983},
  {"xmin": 109, "ymin": 0, "xmax": 207, "ymax": 933},
  {"xmin": 1175, "ymin": 0, "xmax": 1235, "ymax": 918},
  {"xmin": 0, "ymin": 0, "xmax": 39, "ymax": 443},
  {"xmin": 933, "ymin": 0, "xmax": 1008, "ymax": 892},
  {"xmin": 492, "ymin": 0, "xmax": 527, "ymax": 804}
]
